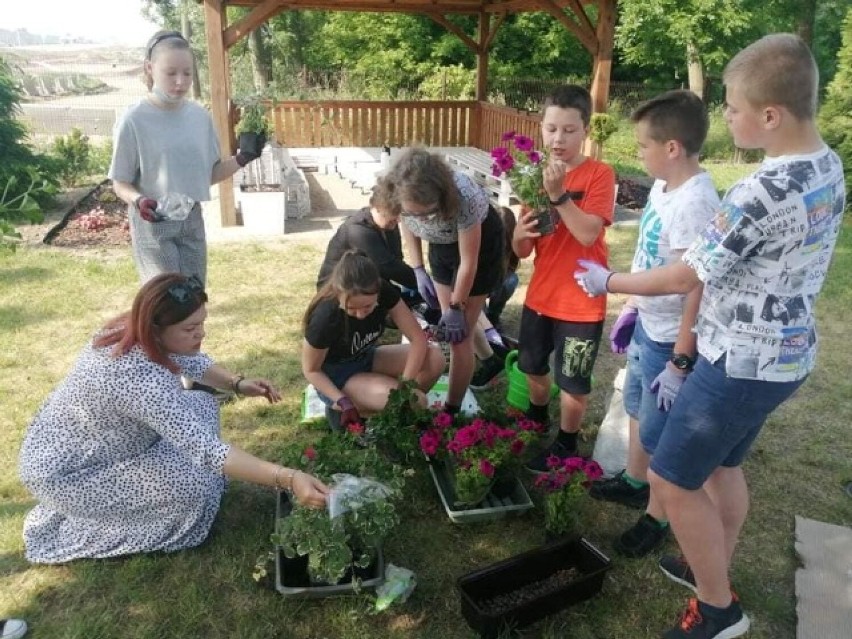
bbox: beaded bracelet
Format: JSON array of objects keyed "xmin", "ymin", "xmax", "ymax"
[{"xmin": 273, "ymin": 467, "xmax": 299, "ymax": 492}]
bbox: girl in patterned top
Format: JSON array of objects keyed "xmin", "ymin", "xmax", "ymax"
[{"xmin": 388, "ymin": 148, "xmax": 505, "ymax": 412}]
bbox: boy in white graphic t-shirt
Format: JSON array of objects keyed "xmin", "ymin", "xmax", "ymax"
[{"xmin": 589, "ymin": 90, "xmax": 719, "ymax": 559}]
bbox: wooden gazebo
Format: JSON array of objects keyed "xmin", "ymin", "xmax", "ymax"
[{"xmin": 201, "ymin": 0, "xmax": 616, "ymax": 225}]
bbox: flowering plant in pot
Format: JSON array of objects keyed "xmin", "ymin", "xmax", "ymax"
[
  {"xmin": 490, "ymin": 131, "xmax": 554, "ymax": 235},
  {"xmin": 534, "ymin": 456, "xmax": 603, "ymax": 540},
  {"xmin": 262, "ymin": 430, "xmax": 409, "ymax": 588},
  {"xmin": 419, "ymin": 410, "xmax": 545, "ymax": 507},
  {"xmin": 235, "ymin": 96, "xmax": 271, "ymax": 158},
  {"xmin": 367, "ymin": 379, "xmax": 433, "ymax": 463}
]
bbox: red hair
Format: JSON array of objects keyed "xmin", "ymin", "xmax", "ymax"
[{"xmin": 94, "ymin": 274, "xmax": 208, "ymax": 373}]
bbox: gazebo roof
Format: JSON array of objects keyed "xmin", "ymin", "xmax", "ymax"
[{"xmin": 201, "ymin": 0, "xmax": 616, "ymax": 224}]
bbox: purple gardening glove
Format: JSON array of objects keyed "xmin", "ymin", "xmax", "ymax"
[
  {"xmin": 610, "ymin": 307, "xmax": 638, "ymax": 354},
  {"xmin": 650, "ymin": 364, "xmax": 688, "ymax": 411},
  {"xmin": 414, "ymin": 266, "xmax": 439, "ymax": 309},
  {"xmin": 574, "ymin": 259, "xmax": 613, "ymax": 297},
  {"xmin": 438, "ymin": 307, "xmax": 467, "ymax": 344},
  {"xmin": 135, "ymin": 196, "xmax": 160, "ymax": 223}
]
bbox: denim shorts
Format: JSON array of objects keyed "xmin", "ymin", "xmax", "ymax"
[
  {"xmin": 316, "ymin": 348, "xmax": 377, "ymax": 406},
  {"xmin": 622, "ymin": 319, "xmax": 676, "ymax": 454},
  {"xmin": 650, "ymin": 354, "xmax": 806, "ymax": 490}
]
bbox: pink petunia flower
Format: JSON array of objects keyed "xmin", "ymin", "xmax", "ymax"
[
  {"xmin": 479, "ymin": 459, "xmax": 495, "ymax": 478},
  {"xmin": 433, "ymin": 411, "xmax": 454, "ymax": 430},
  {"xmin": 347, "ymin": 421, "xmax": 365, "ymax": 436},
  {"xmin": 546, "ymin": 454, "xmax": 563, "ymax": 470},
  {"xmin": 304, "ymin": 446, "xmax": 317, "ymax": 461}
]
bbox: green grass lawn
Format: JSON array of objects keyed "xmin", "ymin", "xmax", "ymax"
[{"xmin": 1, "ymin": 212, "xmax": 850, "ymax": 638}]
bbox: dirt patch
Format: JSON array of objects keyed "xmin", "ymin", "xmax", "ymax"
[
  {"xmin": 44, "ymin": 181, "xmax": 131, "ymax": 248},
  {"xmin": 616, "ymin": 175, "xmax": 652, "ymax": 210}
]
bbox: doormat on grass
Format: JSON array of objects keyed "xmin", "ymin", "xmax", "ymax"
[
  {"xmin": 301, "ymin": 374, "xmax": 480, "ymax": 424},
  {"xmin": 795, "ymin": 515, "xmax": 852, "ymax": 639}
]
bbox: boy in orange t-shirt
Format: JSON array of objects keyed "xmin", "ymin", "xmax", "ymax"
[{"xmin": 512, "ymin": 85, "xmax": 615, "ymax": 471}]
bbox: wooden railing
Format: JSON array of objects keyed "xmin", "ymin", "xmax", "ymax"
[{"xmin": 245, "ymin": 100, "xmax": 544, "ymax": 152}]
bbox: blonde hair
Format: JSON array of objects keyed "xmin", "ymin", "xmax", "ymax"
[
  {"xmin": 387, "ymin": 147, "xmax": 460, "ymax": 221},
  {"xmin": 142, "ymin": 30, "xmax": 193, "ymax": 91},
  {"xmin": 723, "ymin": 33, "xmax": 818, "ymax": 120}
]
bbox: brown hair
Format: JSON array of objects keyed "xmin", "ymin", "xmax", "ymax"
[
  {"xmin": 387, "ymin": 147, "xmax": 460, "ymax": 222},
  {"xmin": 94, "ymin": 273, "xmax": 208, "ymax": 373},
  {"xmin": 142, "ymin": 30, "xmax": 192, "ymax": 91},
  {"xmin": 723, "ymin": 33, "xmax": 818, "ymax": 121},
  {"xmin": 369, "ymin": 174, "xmax": 401, "ymax": 218},
  {"xmin": 542, "ymin": 85, "xmax": 593, "ymax": 127},
  {"xmin": 302, "ymin": 250, "xmax": 381, "ymax": 334},
  {"xmin": 631, "ymin": 90, "xmax": 709, "ymax": 156}
]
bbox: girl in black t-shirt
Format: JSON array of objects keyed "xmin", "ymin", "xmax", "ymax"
[{"xmin": 302, "ymin": 251, "xmax": 445, "ymax": 431}]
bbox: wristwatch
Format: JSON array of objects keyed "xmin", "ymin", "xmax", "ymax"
[
  {"xmin": 549, "ymin": 191, "xmax": 572, "ymax": 207},
  {"xmin": 670, "ymin": 353, "xmax": 695, "ymax": 371}
]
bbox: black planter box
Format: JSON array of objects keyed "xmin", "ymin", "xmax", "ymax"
[
  {"xmin": 274, "ymin": 492, "xmax": 385, "ymax": 599},
  {"xmin": 456, "ymin": 537, "xmax": 611, "ymax": 638}
]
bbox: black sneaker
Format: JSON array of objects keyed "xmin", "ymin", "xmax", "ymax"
[
  {"xmin": 524, "ymin": 439, "xmax": 578, "ymax": 473},
  {"xmin": 589, "ymin": 470, "xmax": 650, "ymax": 509},
  {"xmin": 659, "ymin": 554, "xmax": 697, "ymax": 593},
  {"xmin": 613, "ymin": 513, "xmax": 669, "ymax": 558},
  {"xmin": 470, "ymin": 355, "xmax": 504, "ymax": 390},
  {"xmin": 663, "ymin": 597, "xmax": 750, "ymax": 639}
]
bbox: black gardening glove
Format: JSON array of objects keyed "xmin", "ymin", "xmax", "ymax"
[{"xmin": 236, "ymin": 134, "xmax": 266, "ymax": 167}]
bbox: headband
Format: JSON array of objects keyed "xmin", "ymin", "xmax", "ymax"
[{"xmin": 146, "ymin": 31, "xmax": 187, "ymax": 60}]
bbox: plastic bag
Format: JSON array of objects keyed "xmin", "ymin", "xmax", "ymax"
[
  {"xmin": 327, "ymin": 473, "xmax": 394, "ymax": 520},
  {"xmin": 156, "ymin": 193, "xmax": 196, "ymax": 221},
  {"xmin": 375, "ymin": 564, "xmax": 416, "ymax": 611}
]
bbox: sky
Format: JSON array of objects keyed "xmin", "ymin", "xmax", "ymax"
[{"xmin": 7, "ymin": 0, "xmax": 161, "ymax": 46}]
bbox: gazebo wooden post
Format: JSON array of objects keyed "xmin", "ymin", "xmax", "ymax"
[
  {"xmin": 588, "ymin": 0, "xmax": 616, "ymax": 156},
  {"xmin": 204, "ymin": 0, "xmax": 237, "ymax": 226}
]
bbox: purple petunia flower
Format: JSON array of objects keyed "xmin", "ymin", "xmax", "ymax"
[
  {"xmin": 527, "ymin": 151, "xmax": 542, "ymax": 164},
  {"xmin": 497, "ymin": 154, "xmax": 514, "ymax": 171},
  {"xmin": 501, "ymin": 130, "xmax": 516, "ymax": 142},
  {"xmin": 490, "ymin": 146, "xmax": 509, "ymax": 158},
  {"xmin": 513, "ymin": 135, "xmax": 534, "ymax": 151}
]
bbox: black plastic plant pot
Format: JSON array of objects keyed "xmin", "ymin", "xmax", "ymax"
[
  {"xmin": 534, "ymin": 207, "xmax": 556, "ymax": 236},
  {"xmin": 238, "ymin": 131, "xmax": 266, "ymax": 157},
  {"xmin": 456, "ymin": 537, "xmax": 611, "ymax": 638},
  {"xmin": 274, "ymin": 492, "xmax": 385, "ymax": 599}
]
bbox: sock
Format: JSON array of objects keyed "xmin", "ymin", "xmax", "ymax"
[
  {"xmin": 525, "ymin": 401, "xmax": 549, "ymax": 424},
  {"xmin": 443, "ymin": 402, "xmax": 461, "ymax": 415},
  {"xmin": 646, "ymin": 513, "xmax": 669, "ymax": 529},
  {"xmin": 484, "ymin": 327, "xmax": 505, "ymax": 347},
  {"xmin": 556, "ymin": 430, "xmax": 578, "ymax": 451},
  {"xmin": 623, "ymin": 472, "xmax": 650, "ymax": 489},
  {"xmin": 697, "ymin": 598, "xmax": 737, "ymax": 617}
]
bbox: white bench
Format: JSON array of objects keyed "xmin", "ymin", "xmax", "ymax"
[{"xmin": 435, "ymin": 146, "xmax": 514, "ymax": 207}]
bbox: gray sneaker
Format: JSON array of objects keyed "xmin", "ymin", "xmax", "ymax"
[{"xmin": 659, "ymin": 554, "xmax": 697, "ymax": 593}]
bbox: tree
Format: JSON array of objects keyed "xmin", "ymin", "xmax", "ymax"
[
  {"xmin": 0, "ymin": 57, "xmax": 58, "ymax": 250},
  {"xmin": 819, "ymin": 7, "xmax": 852, "ymax": 199}
]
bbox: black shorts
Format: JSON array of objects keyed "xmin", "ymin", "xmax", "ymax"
[
  {"xmin": 428, "ymin": 205, "xmax": 504, "ymax": 297},
  {"xmin": 517, "ymin": 306, "xmax": 603, "ymax": 395}
]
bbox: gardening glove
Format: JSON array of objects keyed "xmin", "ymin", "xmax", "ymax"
[
  {"xmin": 438, "ymin": 307, "xmax": 467, "ymax": 344},
  {"xmin": 610, "ymin": 306, "xmax": 638, "ymax": 354},
  {"xmin": 236, "ymin": 134, "xmax": 265, "ymax": 167},
  {"xmin": 135, "ymin": 195, "xmax": 160, "ymax": 223},
  {"xmin": 414, "ymin": 266, "xmax": 439, "ymax": 309},
  {"xmin": 574, "ymin": 259, "xmax": 612, "ymax": 297},
  {"xmin": 650, "ymin": 363, "xmax": 688, "ymax": 412},
  {"xmin": 336, "ymin": 396, "xmax": 362, "ymax": 430}
]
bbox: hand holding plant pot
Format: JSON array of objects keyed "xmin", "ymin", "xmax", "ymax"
[
  {"xmin": 235, "ymin": 98, "xmax": 271, "ymax": 164},
  {"xmin": 491, "ymin": 132, "xmax": 554, "ymax": 236}
]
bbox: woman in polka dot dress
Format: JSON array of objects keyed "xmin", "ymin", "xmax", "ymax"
[{"xmin": 19, "ymin": 274, "xmax": 328, "ymax": 564}]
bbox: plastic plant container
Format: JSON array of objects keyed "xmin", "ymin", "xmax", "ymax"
[
  {"xmin": 456, "ymin": 537, "xmax": 611, "ymax": 638},
  {"xmin": 274, "ymin": 492, "xmax": 385, "ymax": 598},
  {"xmin": 429, "ymin": 459, "xmax": 533, "ymax": 524}
]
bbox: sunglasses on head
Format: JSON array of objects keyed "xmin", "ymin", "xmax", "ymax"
[
  {"xmin": 146, "ymin": 31, "xmax": 187, "ymax": 60},
  {"xmin": 166, "ymin": 275, "xmax": 204, "ymax": 305}
]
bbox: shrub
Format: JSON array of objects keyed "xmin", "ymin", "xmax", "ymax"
[
  {"xmin": 820, "ymin": 8, "xmax": 852, "ymax": 200},
  {"xmin": 88, "ymin": 138, "xmax": 113, "ymax": 177},
  {"xmin": 51, "ymin": 128, "xmax": 92, "ymax": 187}
]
